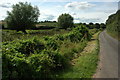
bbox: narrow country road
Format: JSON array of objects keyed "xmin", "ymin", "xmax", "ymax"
[{"xmin": 94, "ymin": 30, "xmax": 118, "ymax": 78}]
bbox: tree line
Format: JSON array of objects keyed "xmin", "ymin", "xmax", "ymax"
[{"xmin": 3, "ymin": 2, "xmax": 106, "ymax": 33}]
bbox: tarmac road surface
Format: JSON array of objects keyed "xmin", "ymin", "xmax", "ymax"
[{"xmin": 94, "ymin": 30, "xmax": 118, "ymax": 78}]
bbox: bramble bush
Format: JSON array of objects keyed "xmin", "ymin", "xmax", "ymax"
[
  {"xmin": 64, "ymin": 25, "xmax": 91, "ymax": 42},
  {"xmin": 2, "ymin": 25, "xmax": 91, "ymax": 79},
  {"xmin": 16, "ymin": 38, "xmax": 45, "ymax": 55},
  {"xmin": 45, "ymin": 38, "xmax": 60, "ymax": 50},
  {"xmin": 2, "ymin": 38, "xmax": 67, "ymax": 79}
]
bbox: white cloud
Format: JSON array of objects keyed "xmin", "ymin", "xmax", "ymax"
[
  {"xmin": 74, "ymin": 17, "xmax": 101, "ymax": 23},
  {"xmin": 118, "ymin": 1, "xmax": 120, "ymax": 10},
  {"xmin": 65, "ymin": 2, "xmax": 95, "ymax": 10},
  {"xmin": 72, "ymin": 11, "xmax": 110, "ymax": 23},
  {"xmin": 42, "ymin": 15, "xmax": 55, "ymax": 20},
  {"xmin": 0, "ymin": 3, "xmax": 12, "ymax": 8}
]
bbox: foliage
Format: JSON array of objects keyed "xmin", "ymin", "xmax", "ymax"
[
  {"xmin": 45, "ymin": 37, "xmax": 60, "ymax": 50},
  {"xmin": 106, "ymin": 10, "xmax": 120, "ymax": 36},
  {"xmin": 2, "ymin": 25, "xmax": 92, "ymax": 79},
  {"xmin": 2, "ymin": 29, "xmax": 69, "ymax": 42},
  {"xmin": 89, "ymin": 29, "xmax": 98, "ymax": 35},
  {"xmin": 58, "ymin": 13, "xmax": 74, "ymax": 29},
  {"xmin": 16, "ymin": 38, "xmax": 45, "ymax": 55},
  {"xmin": 54, "ymin": 34, "xmax": 65, "ymax": 41},
  {"xmin": 65, "ymin": 25, "xmax": 92, "ymax": 42},
  {"xmin": 2, "ymin": 38, "xmax": 67, "ymax": 79},
  {"xmin": 56, "ymin": 32, "xmax": 100, "ymax": 78},
  {"xmin": 5, "ymin": 2, "xmax": 40, "ymax": 33}
]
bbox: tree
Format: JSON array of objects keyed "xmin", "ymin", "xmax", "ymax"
[
  {"xmin": 95, "ymin": 23, "xmax": 100, "ymax": 29},
  {"xmin": 100, "ymin": 23, "xmax": 106, "ymax": 29},
  {"xmin": 5, "ymin": 2, "xmax": 40, "ymax": 33},
  {"xmin": 1, "ymin": 20, "xmax": 5, "ymax": 29},
  {"xmin": 58, "ymin": 13, "xmax": 74, "ymax": 29},
  {"xmin": 88, "ymin": 22, "xmax": 94, "ymax": 29}
]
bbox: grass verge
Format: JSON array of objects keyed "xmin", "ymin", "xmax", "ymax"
[
  {"xmin": 107, "ymin": 31, "xmax": 120, "ymax": 41},
  {"xmin": 56, "ymin": 32, "xmax": 100, "ymax": 78}
]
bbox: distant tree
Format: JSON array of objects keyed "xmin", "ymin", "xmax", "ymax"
[
  {"xmin": 58, "ymin": 13, "xmax": 74, "ymax": 29},
  {"xmin": 5, "ymin": 2, "xmax": 40, "ymax": 33},
  {"xmin": 83, "ymin": 23, "xmax": 86, "ymax": 26},
  {"xmin": 53, "ymin": 21, "xmax": 56, "ymax": 23},
  {"xmin": 89, "ymin": 22, "xmax": 94, "ymax": 25},
  {"xmin": 95, "ymin": 23, "xmax": 100, "ymax": 29},
  {"xmin": 1, "ymin": 20, "xmax": 5, "ymax": 29},
  {"xmin": 78, "ymin": 23, "xmax": 83, "ymax": 25},
  {"xmin": 100, "ymin": 23, "xmax": 106, "ymax": 29},
  {"xmin": 88, "ymin": 22, "xmax": 94, "ymax": 29}
]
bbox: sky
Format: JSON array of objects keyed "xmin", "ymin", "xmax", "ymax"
[{"xmin": 0, "ymin": 0, "xmax": 119, "ymax": 23}]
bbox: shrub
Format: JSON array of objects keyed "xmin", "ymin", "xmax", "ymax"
[
  {"xmin": 2, "ymin": 25, "xmax": 92, "ymax": 79},
  {"xmin": 45, "ymin": 37, "xmax": 59, "ymax": 50},
  {"xmin": 64, "ymin": 31, "xmax": 82, "ymax": 42},
  {"xmin": 2, "ymin": 50, "xmax": 29, "ymax": 79},
  {"xmin": 64, "ymin": 25, "xmax": 92, "ymax": 42},
  {"xmin": 16, "ymin": 38, "xmax": 45, "ymax": 55},
  {"xmin": 54, "ymin": 34, "xmax": 64, "ymax": 41},
  {"xmin": 2, "ymin": 38, "xmax": 67, "ymax": 79},
  {"xmin": 28, "ymin": 53, "xmax": 54, "ymax": 78},
  {"xmin": 41, "ymin": 50, "xmax": 67, "ymax": 70}
]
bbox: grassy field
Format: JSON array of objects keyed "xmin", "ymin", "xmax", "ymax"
[
  {"xmin": 36, "ymin": 22, "xmax": 57, "ymax": 27},
  {"xmin": 55, "ymin": 32, "xmax": 100, "ymax": 78},
  {"xmin": 2, "ymin": 29, "xmax": 69, "ymax": 42}
]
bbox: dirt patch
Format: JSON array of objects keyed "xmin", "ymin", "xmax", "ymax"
[{"xmin": 71, "ymin": 32, "xmax": 100, "ymax": 66}]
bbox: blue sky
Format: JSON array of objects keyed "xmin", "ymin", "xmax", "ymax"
[{"xmin": 0, "ymin": 0, "xmax": 119, "ymax": 23}]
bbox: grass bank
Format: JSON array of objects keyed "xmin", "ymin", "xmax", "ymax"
[
  {"xmin": 56, "ymin": 32, "xmax": 100, "ymax": 78},
  {"xmin": 107, "ymin": 31, "xmax": 120, "ymax": 41}
]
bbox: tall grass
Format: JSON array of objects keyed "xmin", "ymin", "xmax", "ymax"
[{"xmin": 56, "ymin": 32, "xmax": 100, "ymax": 78}]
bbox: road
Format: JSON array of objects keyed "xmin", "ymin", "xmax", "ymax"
[{"xmin": 93, "ymin": 30, "xmax": 119, "ymax": 78}]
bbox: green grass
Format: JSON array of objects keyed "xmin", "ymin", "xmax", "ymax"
[
  {"xmin": 55, "ymin": 32, "xmax": 100, "ymax": 78},
  {"xmin": 58, "ymin": 50, "xmax": 98, "ymax": 78},
  {"xmin": 59, "ymin": 40, "xmax": 87, "ymax": 60},
  {"xmin": 2, "ymin": 29, "xmax": 69, "ymax": 42},
  {"xmin": 107, "ymin": 31, "xmax": 120, "ymax": 41},
  {"xmin": 36, "ymin": 22, "xmax": 57, "ymax": 27}
]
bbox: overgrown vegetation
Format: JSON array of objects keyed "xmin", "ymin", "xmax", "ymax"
[
  {"xmin": 2, "ymin": 25, "xmax": 93, "ymax": 79},
  {"xmin": 56, "ymin": 32, "xmax": 100, "ymax": 78},
  {"xmin": 2, "ymin": 29, "xmax": 69, "ymax": 42},
  {"xmin": 106, "ymin": 10, "xmax": 120, "ymax": 40}
]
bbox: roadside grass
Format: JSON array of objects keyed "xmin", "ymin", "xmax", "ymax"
[
  {"xmin": 56, "ymin": 32, "xmax": 100, "ymax": 78},
  {"xmin": 107, "ymin": 31, "xmax": 120, "ymax": 41},
  {"xmin": 59, "ymin": 40, "xmax": 87, "ymax": 60}
]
